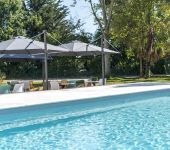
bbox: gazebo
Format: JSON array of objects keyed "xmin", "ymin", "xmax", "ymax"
[
  {"xmin": 38, "ymin": 40, "xmax": 118, "ymax": 85},
  {"xmin": 0, "ymin": 34, "xmax": 69, "ymax": 89},
  {"xmin": 0, "ymin": 33, "xmax": 119, "ymax": 90},
  {"xmin": 56, "ymin": 40, "xmax": 119, "ymax": 85}
]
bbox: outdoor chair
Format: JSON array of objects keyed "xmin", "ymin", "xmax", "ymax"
[
  {"xmin": 60, "ymin": 80, "xmax": 68, "ymax": 89},
  {"xmin": 29, "ymin": 81, "xmax": 34, "ymax": 89},
  {"xmin": 91, "ymin": 77, "xmax": 99, "ymax": 86},
  {"xmin": 85, "ymin": 77, "xmax": 99, "ymax": 86},
  {"xmin": 9, "ymin": 81, "xmax": 19, "ymax": 91},
  {"xmin": 68, "ymin": 80, "xmax": 76, "ymax": 88},
  {"xmin": 50, "ymin": 81, "xmax": 60, "ymax": 90},
  {"xmin": 76, "ymin": 80, "xmax": 85, "ymax": 87},
  {"xmin": 0, "ymin": 84, "xmax": 10, "ymax": 94},
  {"xmin": 85, "ymin": 79, "xmax": 92, "ymax": 87},
  {"xmin": 12, "ymin": 83, "xmax": 24, "ymax": 93}
]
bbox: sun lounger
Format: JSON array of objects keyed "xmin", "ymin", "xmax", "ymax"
[{"xmin": 12, "ymin": 83, "xmax": 24, "ymax": 93}]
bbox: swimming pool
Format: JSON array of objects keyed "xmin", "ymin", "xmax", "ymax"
[{"xmin": 0, "ymin": 89, "xmax": 170, "ymax": 149}]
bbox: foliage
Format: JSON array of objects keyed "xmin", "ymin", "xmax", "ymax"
[
  {"xmin": 0, "ymin": 70, "xmax": 6, "ymax": 81},
  {"xmin": 109, "ymin": 0, "xmax": 170, "ymax": 77},
  {"xmin": 24, "ymin": 0, "xmax": 81, "ymax": 43},
  {"xmin": 0, "ymin": 0, "xmax": 169, "ymax": 79},
  {"xmin": 0, "ymin": 0, "xmax": 25, "ymax": 40}
]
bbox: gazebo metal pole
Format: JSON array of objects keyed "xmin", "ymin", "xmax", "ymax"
[
  {"xmin": 42, "ymin": 60, "xmax": 45, "ymax": 89},
  {"xmin": 101, "ymin": 33, "xmax": 105, "ymax": 85},
  {"xmin": 43, "ymin": 30, "xmax": 48, "ymax": 90}
]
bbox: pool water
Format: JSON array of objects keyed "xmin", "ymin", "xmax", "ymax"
[{"xmin": 0, "ymin": 89, "xmax": 170, "ymax": 149}]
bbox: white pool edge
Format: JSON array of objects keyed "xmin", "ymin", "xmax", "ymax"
[{"xmin": 0, "ymin": 82, "xmax": 170, "ymax": 110}]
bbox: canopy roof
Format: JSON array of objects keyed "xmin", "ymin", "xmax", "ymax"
[
  {"xmin": 0, "ymin": 36, "xmax": 69, "ymax": 54},
  {"xmin": 56, "ymin": 40, "xmax": 119, "ymax": 56}
]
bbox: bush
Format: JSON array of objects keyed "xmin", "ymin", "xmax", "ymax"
[{"xmin": 0, "ymin": 71, "xmax": 6, "ymax": 83}]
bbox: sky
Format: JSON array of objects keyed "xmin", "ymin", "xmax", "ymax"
[{"xmin": 63, "ymin": 0, "xmax": 98, "ymax": 34}]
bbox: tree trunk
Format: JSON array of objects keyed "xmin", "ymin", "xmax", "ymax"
[
  {"xmin": 140, "ymin": 26, "xmax": 145, "ymax": 77},
  {"xmin": 104, "ymin": 54, "xmax": 110, "ymax": 76},
  {"xmin": 139, "ymin": 55, "xmax": 143, "ymax": 77},
  {"xmin": 145, "ymin": 27, "xmax": 154, "ymax": 78},
  {"xmin": 103, "ymin": 34, "xmax": 110, "ymax": 76},
  {"xmin": 100, "ymin": 0, "xmax": 113, "ymax": 76},
  {"xmin": 145, "ymin": 59, "xmax": 151, "ymax": 78},
  {"xmin": 88, "ymin": 0, "xmax": 113, "ymax": 76}
]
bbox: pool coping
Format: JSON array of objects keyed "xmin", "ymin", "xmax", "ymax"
[{"xmin": 0, "ymin": 82, "xmax": 170, "ymax": 110}]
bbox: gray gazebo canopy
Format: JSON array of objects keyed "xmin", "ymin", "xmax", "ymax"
[
  {"xmin": 56, "ymin": 40, "xmax": 118, "ymax": 56},
  {"xmin": 0, "ymin": 36, "xmax": 68, "ymax": 54}
]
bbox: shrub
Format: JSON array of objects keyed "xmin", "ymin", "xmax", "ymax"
[{"xmin": 0, "ymin": 71, "xmax": 6, "ymax": 83}]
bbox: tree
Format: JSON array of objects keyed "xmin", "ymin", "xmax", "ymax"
[
  {"xmin": 90, "ymin": 0, "xmax": 115, "ymax": 76},
  {"xmin": 0, "ymin": 0, "xmax": 25, "ymax": 40},
  {"xmin": 24, "ymin": 0, "xmax": 80, "ymax": 43},
  {"xmin": 0, "ymin": 0, "xmax": 83, "ymax": 79},
  {"xmin": 72, "ymin": 0, "xmax": 115, "ymax": 76},
  {"xmin": 110, "ymin": 0, "xmax": 170, "ymax": 77}
]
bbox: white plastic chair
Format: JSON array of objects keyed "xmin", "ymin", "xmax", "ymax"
[
  {"xmin": 84, "ymin": 79, "xmax": 93, "ymax": 87},
  {"xmin": 50, "ymin": 81, "xmax": 60, "ymax": 90},
  {"xmin": 99, "ymin": 78, "xmax": 106, "ymax": 86},
  {"xmin": 12, "ymin": 83, "xmax": 24, "ymax": 93}
]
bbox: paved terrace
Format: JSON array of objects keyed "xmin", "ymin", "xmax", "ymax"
[{"xmin": 0, "ymin": 82, "xmax": 170, "ymax": 110}]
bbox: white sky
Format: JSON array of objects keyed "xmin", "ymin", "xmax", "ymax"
[{"xmin": 63, "ymin": 0, "xmax": 98, "ymax": 34}]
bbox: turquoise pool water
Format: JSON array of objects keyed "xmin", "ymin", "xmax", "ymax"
[{"xmin": 0, "ymin": 89, "xmax": 170, "ymax": 149}]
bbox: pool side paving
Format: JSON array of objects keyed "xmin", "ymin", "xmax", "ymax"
[{"xmin": 0, "ymin": 82, "xmax": 170, "ymax": 110}]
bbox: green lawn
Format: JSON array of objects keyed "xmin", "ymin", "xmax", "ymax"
[
  {"xmin": 1, "ymin": 77, "xmax": 170, "ymax": 91},
  {"xmin": 107, "ymin": 76, "xmax": 170, "ymax": 84}
]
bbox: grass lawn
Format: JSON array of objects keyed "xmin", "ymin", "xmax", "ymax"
[
  {"xmin": 107, "ymin": 76, "xmax": 170, "ymax": 84},
  {"xmin": 1, "ymin": 77, "xmax": 170, "ymax": 91}
]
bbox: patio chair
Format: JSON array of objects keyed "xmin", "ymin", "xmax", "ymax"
[
  {"xmin": 76, "ymin": 80, "xmax": 85, "ymax": 87},
  {"xmin": 84, "ymin": 79, "xmax": 92, "ymax": 87},
  {"xmin": 60, "ymin": 80, "xmax": 68, "ymax": 89},
  {"xmin": 50, "ymin": 81, "xmax": 60, "ymax": 90},
  {"xmin": 0, "ymin": 84, "xmax": 10, "ymax": 94},
  {"xmin": 99, "ymin": 78, "xmax": 106, "ymax": 86},
  {"xmin": 91, "ymin": 77, "xmax": 99, "ymax": 86},
  {"xmin": 85, "ymin": 77, "xmax": 99, "ymax": 86},
  {"xmin": 29, "ymin": 80, "xmax": 34, "ymax": 89},
  {"xmin": 68, "ymin": 80, "xmax": 76, "ymax": 88},
  {"xmin": 8, "ymin": 81, "xmax": 19, "ymax": 91},
  {"xmin": 12, "ymin": 83, "xmax": 24, "ymax": 93}
]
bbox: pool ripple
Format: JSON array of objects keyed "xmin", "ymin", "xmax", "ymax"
[{"xmin": 0, "ymin": 91, "xmax": 170, "ymax": 149}]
